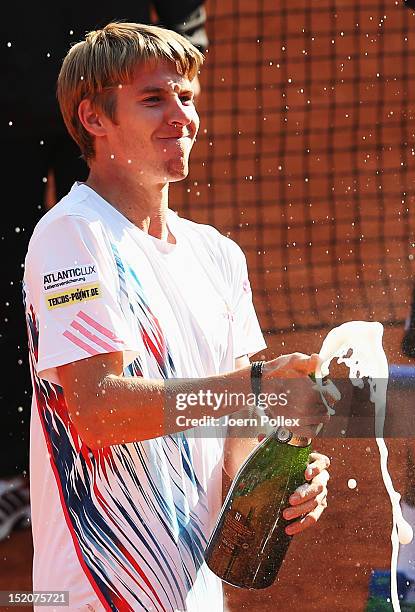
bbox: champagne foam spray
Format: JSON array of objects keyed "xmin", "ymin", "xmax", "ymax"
[{"xmin": 317, "ymin": 321, "xmax": 413, "ymax": 612}]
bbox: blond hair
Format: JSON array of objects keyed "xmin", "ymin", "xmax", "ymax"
[{"xmin": 57, "ymin": 22, "xmax": 204, "ymax": 161}]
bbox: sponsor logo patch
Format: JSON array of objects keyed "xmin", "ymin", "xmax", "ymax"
[
  {"xmin": 46, "ymin": 283, "xmax": 101, "ymax": 310},
  {"xmin": 43, "ymin": 264, "xmax": 97, "ymax": 292}
]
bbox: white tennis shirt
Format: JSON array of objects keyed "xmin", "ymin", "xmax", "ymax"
[{"xmin": 23, "ymin": 183, "xmax": 266, "ymax": 611}]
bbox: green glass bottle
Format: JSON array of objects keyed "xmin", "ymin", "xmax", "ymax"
[{"xmin": 204, "ymin": 426, "xmax": 311, "ymax": 589}]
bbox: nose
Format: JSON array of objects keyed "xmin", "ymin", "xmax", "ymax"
[{"xmin": 166, "ymin": 96, "xmax": 197, "ymax": 129}]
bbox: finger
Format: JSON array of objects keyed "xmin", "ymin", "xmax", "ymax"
[
  {"xmin": 288, "ymin": 397, "xmax": 332, "ymax": 431},
  {"xmin": 290, "ymin": 353, "xmax": 321, "ymax": 376},
  {"xmin": 268, "ymin": 353, "xmax": 313, "ymax": 379},
  {"xmin": 309, "ymin": 452, "xmax": 331, "ymax": 466},
  {"xmin": 308, "ymin": 353, "xmax": 322, "ymax": 373},
  {"xmin": 283, "ymin": 490, "xmax": 327, "ymax": 520},
  {"xmin": 288, "ymin": 385, "xmax": 332, "ymax": 418},
  {"xmin": 282, "ymin": 496, "xmax": 322, "ymax": 521},
  {"xmin": 310, "ymin": 469, "xmax": 330, "ymax": 488},
  {"xmin": 319, "ymin": 379, "xmax": 341, "ymax": 406},
  {"xmin": 289, "ymin": 477, "xmax": 328, "ymax": 505},
  {"xmin": 285, "ymin": 500, "xmax": 327, "ymax": 536},
  {"xmin": 305, "ymin": 464, "xmax": 330, "ymax": 484},
  {"xmin": 305, "ymin": 453, "xmax": 330, "ymax": 479}
]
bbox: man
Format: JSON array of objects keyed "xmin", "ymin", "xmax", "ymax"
[
  {"xmin": 0, "ymin": 1, "xmax": 207, "ymax": 540},
  {"xmin": 23, "ymin": 22, "xmax": 330, "ymax": 611}
]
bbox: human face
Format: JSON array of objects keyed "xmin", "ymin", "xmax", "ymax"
[{"xmin": 102, "ymin": 61, "xmax": 199, "ymax": 185}]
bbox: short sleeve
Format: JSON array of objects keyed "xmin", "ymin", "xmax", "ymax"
[
  {"xmin": 222, "ymin": 239, "xmax": 267, "ymax": 359},
  {"xmin": 24, "ymin": 214, "xmax": 140, "ymax": 384}
]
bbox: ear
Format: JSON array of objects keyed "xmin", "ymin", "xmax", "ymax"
[{"xmin": 78, "ymin": 99, "xmax": 107, "ymax": 137}]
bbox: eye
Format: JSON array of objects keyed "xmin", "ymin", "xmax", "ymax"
[
  {"xmin": 180, "ymin": 94, "xmax": 194, "ymax": 104},
  {"xmin": 143, "ymin": 96, "xmax": 161, "ymax": 103}
]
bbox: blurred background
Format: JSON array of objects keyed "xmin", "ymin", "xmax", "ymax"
[{"xmin": 2, "ymin": 0, "xmax": 415, "ymax": 610}]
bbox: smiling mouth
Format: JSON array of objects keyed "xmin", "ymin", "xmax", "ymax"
[
  {"xmin": 158, "ymin": 137, "xmax": 192, "ymax": 149},
  {"xmin": 158, "ymin": 132, "xmax": 192, "ymax": 138}
]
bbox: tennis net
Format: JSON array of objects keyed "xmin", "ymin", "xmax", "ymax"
[{"xmin": 172, "ymin": 0, "xmax": 415, "ymax": 334}]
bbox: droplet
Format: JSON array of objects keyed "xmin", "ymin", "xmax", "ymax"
[
  {"xmin": 398, "ymin": 519, "xmax": 413, "ymax": 545},
  {"xmin": 348, "ymin": 478, "xmax": 357, "ymax": 489}
]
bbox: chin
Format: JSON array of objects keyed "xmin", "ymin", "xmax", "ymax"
[{"xmin": 165, "ymin": 159, "xmax": 189, "ymax": 182}]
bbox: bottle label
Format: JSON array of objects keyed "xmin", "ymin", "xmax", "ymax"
[{"xmin": 220, "ymin": 509, "xmax": 255, "ymax": 552}]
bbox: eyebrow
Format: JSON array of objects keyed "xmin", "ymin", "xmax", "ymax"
[{"xmin": 138, "ymin": 86, "xmax": 192, "ymax": 95}]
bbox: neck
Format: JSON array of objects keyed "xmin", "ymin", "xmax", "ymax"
[{"xmin": 85, "ymin": 168, "xmax": 173, "ymax": 243}]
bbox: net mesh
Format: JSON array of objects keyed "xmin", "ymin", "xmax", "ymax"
[{"xmin": 171, "ymin": 0, "xmax": 415, "ymax": 334}]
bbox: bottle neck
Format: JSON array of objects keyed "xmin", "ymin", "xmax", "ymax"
[
  {"xmin": 288, "ymin": 435, "xmax": 312, "ymax": 448},
  {"xmin": 273, "ymin": 426, "xmax": 311, "ymax": 447}
]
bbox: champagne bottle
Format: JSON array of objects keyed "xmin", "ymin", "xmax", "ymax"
[{"xmin": 204, "ymin": 426, "xmax": 311, "ymax": 589}]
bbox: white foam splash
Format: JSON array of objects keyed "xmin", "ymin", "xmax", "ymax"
[{"xmin": 316, "ymin": 321, "xmax": 413, "ymax": 612}]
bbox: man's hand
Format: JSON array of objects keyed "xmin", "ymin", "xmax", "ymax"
[
  {"xmin": 264, "ymin": 352, "xmax": 320, "ymax": 378},
  {"xmin": 261, "ymin": 353, "xmax": 331, "ymax": 436},
  {"xmin": 282, "ymin": 451, "xmax": 330, "ymax": 535}
]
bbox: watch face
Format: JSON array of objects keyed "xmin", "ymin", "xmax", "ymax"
[{"xmin": 276, "ymin": 427, "xmax": 292, "ymax": 443}]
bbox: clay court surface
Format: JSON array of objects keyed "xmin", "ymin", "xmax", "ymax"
[{"xmin": 2, "ymin": 0, "xmax": 415, "ymax": 609}]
